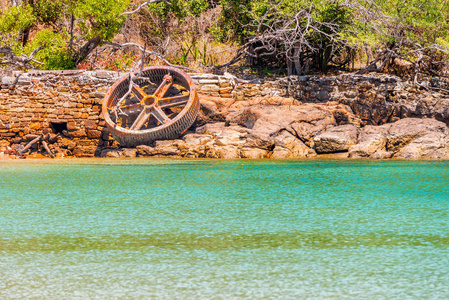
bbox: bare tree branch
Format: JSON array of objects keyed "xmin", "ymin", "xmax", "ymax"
[
  {"xmin": 103, "ymin": 41, "xmax": 197, "ymax": 72},
  {"xmin": 0, "ymin": 46, "xmax": 43, "ymax": 69},
  {"xmin": 118, "ymin": 0, "xmax": 170, "ymax": 17}
]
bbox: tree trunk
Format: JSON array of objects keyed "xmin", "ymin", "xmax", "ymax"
[{"xmin": 73, "ymin": 37, "xmax": 102, "ymax": 67}]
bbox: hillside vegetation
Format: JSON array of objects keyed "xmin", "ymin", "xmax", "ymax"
[{"xmin": 1, "ymin": 0, "xmax": 449, "ymax": 82}]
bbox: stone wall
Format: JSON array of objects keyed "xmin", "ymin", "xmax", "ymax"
[
  {"xmin": 0, "ymin": 70, "xmax": 119, "ymax": 157},
  {"xmin": 195, "ymin": 72, "xmax": 449, "ymax": 126},
  {"xmin": 1, "ymin": 69, "xmax": 448, "ymax": 158}
]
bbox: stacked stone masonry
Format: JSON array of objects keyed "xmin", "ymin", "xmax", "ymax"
[{"xmin": 1, "ymin": 69, "xmax": 449, "ymax": 158}]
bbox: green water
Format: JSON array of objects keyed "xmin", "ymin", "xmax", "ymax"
[{"xmin": 0, "ymin": 159, "xmax": 448, "ymax": 299}]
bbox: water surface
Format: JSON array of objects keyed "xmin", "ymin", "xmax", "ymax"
[{"xmin": 0, "ymin": 159, "xmax": 448, "ymax": 298}]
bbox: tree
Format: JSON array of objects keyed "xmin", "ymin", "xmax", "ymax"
[
  {"xmin": 351, "ymin": 0, "xmax": 449, "ymax": 82},
  {"xmin": 216, "ymin": 0, "xmax": 354, "ymax": 74},
  {"xmin": 0, "ymin": 0, "xmax": 131, "ymax": 69}
]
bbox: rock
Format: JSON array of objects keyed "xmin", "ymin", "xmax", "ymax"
[
  {"xmin": 213, "ymin": 97, "xmax": 235, "ymax": 113},
  {"xmin": 0, "ymin": 153, "xmax": 11, "ymax": 160},
  {"xmin": 394, "ymin": 132, "xmax": 448, "ymax": 159},
  {"xmin": 67, "ymin": 130, "xmax": 87, "ymax": 138},
  {"xmin": 235, "ymin": 105, "xmax": 329, "ymax": 138},
  {"xmin": 87, "ymin": 129, "xmax": 101, "ymax": 139},
  {"xmin": 179, "ymin": 143, "xmax": 212, "ymax": 158},
  {"xmin": 199, "ymin": 84, "xmax": 219, "ymax": 93},
  {"xmin": 0, "ymin": 140, "xmax": 10, "ymax": 147},
  {"xmin": 121, "ymin": 148, "xmax": 137, "ymax": 158},
  {"xmin": 136, "ymin": 145, "xmax": 156, "ymax": 156},
  {"xmin": 214, "ymin": 126, "xmax": 249, "ymax": 147},
  {"xmin": 370, "ymin": 150, "xmax": 394, "ymax": 159},
  {"xmin": 248, "ymin": 95, "xmax": 296, "ymax": 106},
  {"xmin": 331, "ymin": 106, "xmax": 363, "ymax": 127},
  {"xmin": 386, "ymin": 118, "xmax": 448, "ymax": 152},
  {"xmin": 345, "ymin": 118, "xmax": 449, "ymax": 159},
  {"xmin": 58, "ymin": 138, "xmax": 77, "ymax": 150},
  {"xmin": 83, "ymin": 120, "xmax": 97, "ymax": 129},
  {"xmin": 271, "ymin": 131, "xmax": 316, "ymax": 159},
  {"xmin": 215, "ymin": 145, "xmax": 240, "ymax": 159},
  {"xmin": 228, "ymin": 100, "xmax": 250, "ymax": 111},
  {"xmin": 240, "ymin": 147, "xmax": 268, "ymax": 159},
  {"xmin": 72, "ymin": 146, "xmax": 96, "ymax": 157},
  {"xmin": 426, "ymin": 147, "xmax": 449, "ymax": 159},
  {"xmin": 182, "ymin": 133, "xmax": 213, "ymax": 145},
  {"xmin": 349, "ymin": 137, "xmax": 386, "ymax": 158},
  {"xmin": 245, "ymin": 132, "xmax": 275, "ymax": 150},
  {"xmin": 288, "ymin": 116, "xmax": 335, "ymax": 148},
  {"xmin": 348, "ymin": 125, "xmax": 388, "ymax": 158},
  {"xmin": 399, "ymin": 97, "xmax": 449, "ymax": 126},
  {"xmin": 101, "ymin": 149, "xmax": 121, "ymax": 158},
  {"xmin": 153, "ymin": 140, "xmax": 182, "ymax": 156},
  {"xmin": 199, "ymin": 79, "xmax": 219, "ymax": 84},
  {"xmin": 313, "ymin": 124, "xmax": 359, "ymax": 153},
  {"xmin": 339, "ymin": 90, "xmax": 397, "ymax": 125},
  {"xmin": 196, "ymin": 122, "xmax": 226, "ymax": 135},
  {"xmin": 227, "ymin": 103, "xmax": 345, "ymax": 148},
  {"xmin": 219, "ymin": 87, "xmax": 233, "ymax": 94},
  {"xmin": 316, "ymin": 90, "xmax": 329, "ymax": 101},
  {"xmin": 200, "ymin": 99, "xmax": 219, "ymax": 117},
  {"xmin": 338, "ymin": 86, "xmax": 449, "ymax": 126}
]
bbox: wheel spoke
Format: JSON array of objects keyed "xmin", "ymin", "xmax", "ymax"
[
  {"xmin": 159, "ymin": 93, "xmax": 190, "ymax": 108},
  {"xmin": 129, "ymin": 108, "xmax": 151, "ymax": 130},
  {"xmin": 153, "ymin": 75, "xmax": 173, "ymax": 99},
  {"xmin": 117, "ymin": 102, "xmax": 142, "ymax": 112},
  {"xmin": 151, "ymin": 106, "xmax": 170, "ymax": 124},
  {"xmin": 131, "ymin": 84, "xmax": 147, "ymax": 101}
]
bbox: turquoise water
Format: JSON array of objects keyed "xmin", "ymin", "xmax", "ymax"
[{"xmin": 0, "ymin": 159, "xmax": 448, "ymax": 299}]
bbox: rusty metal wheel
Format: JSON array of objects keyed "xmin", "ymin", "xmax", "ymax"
[{"xmin": 102, "ymin": 66, "xmax": 200, "ymax": 147}]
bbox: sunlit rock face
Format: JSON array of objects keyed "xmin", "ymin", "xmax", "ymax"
[{"xmin": 1, "ymin": 71, "xmax": 449, "ymax": 159}]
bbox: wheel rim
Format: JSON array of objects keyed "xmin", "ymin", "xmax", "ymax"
[{"xmin": 102, "ymin": 66, "xmax": 200, "ymax": 147}]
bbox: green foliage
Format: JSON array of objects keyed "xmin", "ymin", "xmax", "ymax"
[
  {"xmin": 31, "ymin": 0, "xmax": 65, "ymax": 24},
  {"xmin": 2, "ymin": 0, "xmax": 449, "ymax": 74},
  {"xmin": 149, "ymin": 0, "xmax": 210, "ymax": 20},
  {"xmin": 24, "ymin": 29, "xmax": 74, "ymax": 70},
  {"xmin": 0, "ymin": 5, "xmax": 36, "ymax": 47},
  {"xmin": 379, "ymin": 0, "xmax": 449, "ymax": 48},
  {"xmin": 1, "ymin": 0, "xmax": 133, "ymax": 70},
  {"xmin": 173, "ymin": 40, "xmax": 218, "ymax": 66},
  {"xmin": 145, "ymin": 0, "xmax": 211, "ymax": 39},
  {"xmin": 0, "ymin": 5, "xmax": 35, "ymax": 33},
  {"xmin": 109, "ymin": 52, "xmax": 136, "ymax": 71},
  {"xmin": 215, "ymin": 0, "xmax": 251, "ymax": 42},
  {"xmin": 74, "ymin": 0, "xmax": 130, "ymax": 40}
]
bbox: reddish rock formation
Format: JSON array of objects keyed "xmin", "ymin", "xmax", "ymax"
[{"xmin": 1, "ymin": 70, "xmax": 449, "ymax": 159}]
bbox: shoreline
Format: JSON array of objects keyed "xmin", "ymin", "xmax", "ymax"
[
  {"xmin": 1, "ymin": 154, "xmax": 448, "ymax": 163},
  {"xmin": 2, "ymin": 71, "xmax": 449, "ymax": 160}
]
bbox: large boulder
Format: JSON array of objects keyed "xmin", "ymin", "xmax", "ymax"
[
  {"xmin": 394, "ymin": 132, "xmax": 448, "ymax": 159},
  {"xmin": 226, "ymin": 103, "xmax": 341, "ymax": 145},
  {"xmin": 313, "ymin": 124, "xmax": 359, "ymax": 153},
  {"xmin": 348, "ymin": 118, "xmax": 449, "ymax": 159},
  {"xmin": 386, "ymin": 118, "xmax": 448, "ymax": 151}
]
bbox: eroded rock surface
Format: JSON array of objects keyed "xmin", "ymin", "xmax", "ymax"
[
  {"xmin": 94, "ymin": 85, "xmax": 446, "ymax": 160},
  {"xmin": 127, "ymin": 96, "xmax": 449, "ymax": 160},
  {"xmin": 2, "ymin": 71, "xmax": 449, "ymax": 160}
]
